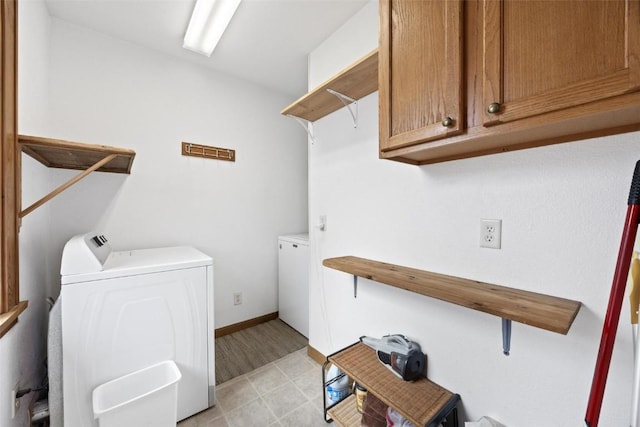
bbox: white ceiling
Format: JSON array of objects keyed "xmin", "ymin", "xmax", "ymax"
[{"xmin": 43, "ymin": 0, "xmax": 369, "ymax": 97}]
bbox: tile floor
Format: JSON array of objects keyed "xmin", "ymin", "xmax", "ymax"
[{"xmin": 178, "ymin": 348, "xmax": 328, "ymax": 427}]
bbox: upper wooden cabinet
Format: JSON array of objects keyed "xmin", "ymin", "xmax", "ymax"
[
  {"xmin": 379, "ymin": 0, "xmax": 463, "ymax": 151},
  {"xmin": 482, "ymin": 0, "xmax": 640, "ymax": 127},
  {"xmin": 380, "ymin": 0, "xmax": 640, "ymax": 165}
]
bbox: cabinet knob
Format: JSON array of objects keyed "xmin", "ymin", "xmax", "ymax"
[
  {"xmin": 487, "ymin": 102, "xmax": 501, "ymax": 114},
  {"xmin": 442, "ymin": 116, "xmax": 454, "ymax": 127}
]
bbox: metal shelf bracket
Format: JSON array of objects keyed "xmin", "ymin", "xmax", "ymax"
[
  {"xmin": 353, "ymin": 275, "xmax": 358, "ymax": 298},
  {"xmin": 352, "ymin": 278, "xmax": 513, "ymax": 354},
  {"xmin": 286, "ymin": 115, "xmax": 316, "ymax": 144},
  {"xmin": 502, "ymin": 318, "xmax": 512, "ymax": 355},
  {"xmin": 326, "ymin": 89, "xmax": 358, "ymax": 128}
]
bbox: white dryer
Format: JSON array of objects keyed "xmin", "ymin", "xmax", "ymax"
[{"xmin": 59, "ymin": 232, "xmax": 215, "ymax": 427}]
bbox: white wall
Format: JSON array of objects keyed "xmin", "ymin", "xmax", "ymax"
[
  {"xmin": 0, "ymin": 0, "xmax": 53, "ymax": 425},
  {"xmin": 308, "ymin": 2, "xmax": 640, "ymax": 425},
  {"xmin": 2, "ymin": 6, "xmax": 308, "ymax": 423},
  {"xmin": 39, "ymin": 18, "xmax": 308, "ymax": 328}
]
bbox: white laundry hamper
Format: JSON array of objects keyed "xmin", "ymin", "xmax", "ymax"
[{"xmin": 92, "ymin": 360, "xmax": 182, "ymax": 427}]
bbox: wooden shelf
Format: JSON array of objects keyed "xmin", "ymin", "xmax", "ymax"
[
  {"xmin": 0, "ymin": 300, "xmax": 28, "ymax": 340},
  {"xmin": 18, "ymin": 135, "xmax": 136, "ymax": 218},
  {"xmin": 19, "ymin": 134, "xmax": 135, "ymax": 174},
  {"xmin": 327, "ymin": 343, "xmax": 459, "ymax": 427},
  {"xmin": 281, "ymin": 49, "xmax": 378, "ymax": 122},
  {"xmin": 323, "ymin": 256, "xmax": 581, "ymax": 335}
]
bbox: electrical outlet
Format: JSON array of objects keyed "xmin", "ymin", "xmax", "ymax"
[
  {"xmin": 480, "ymin": 219, "xmax": 502, "ymax": 249},
  {"xmin": 11, "ymin": 383, "xmax": 19, "ymax": 419},
  {"xmin": 233, "ymin": 292, "xmax": 242, "ymax": 305}
]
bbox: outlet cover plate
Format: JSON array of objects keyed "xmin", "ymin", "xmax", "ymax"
[{"xmin": 480, "ymin": 219, "xmax": 502, "ymax": 249}]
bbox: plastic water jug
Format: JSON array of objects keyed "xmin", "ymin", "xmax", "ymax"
[{"xmin": 326, "ymin": 365, "xmax": 349, "ymax": 405}]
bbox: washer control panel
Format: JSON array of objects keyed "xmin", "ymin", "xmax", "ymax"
[{"xmin": 60, "ymin": 232, "xmax": 112, "ymax": 277}]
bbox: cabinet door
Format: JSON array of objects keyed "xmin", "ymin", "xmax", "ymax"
[
  {"xmin": 379, "ymin": 0, "xmax": 464, "ymax": 152},
  {"xmin": 482, "ymin": 0, "xmax": 640, "ymax": 126}
]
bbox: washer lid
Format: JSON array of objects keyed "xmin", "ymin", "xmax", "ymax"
[{"xmin": 61, "ymin": 244, "xmax": 213, "ymax": 284}]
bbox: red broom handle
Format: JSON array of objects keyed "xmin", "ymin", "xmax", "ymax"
[{"xmin": 586, "ymin": 161, "xmax": 640, "ymax": 427}]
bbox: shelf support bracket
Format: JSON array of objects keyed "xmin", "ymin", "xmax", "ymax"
[
  {"xmin": 19, "ymin": 154, "xmax": 118, "ymax": 218},
  {"xmin": 353, "ymin": 275, "xmax": 358, "ymax": 298},
  {"xmin": 286, "ymin": 115, "xmax": 316, "ymax": 143},
  {"xmin": 326, "ymin": 89, "xmax": 358, "ymax": 128},
  {"xmin": 502, "ymin": 318, "xmax": 512, "ymax": 356}
]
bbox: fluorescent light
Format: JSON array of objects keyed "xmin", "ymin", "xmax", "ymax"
[{"xmin": 183, "ymin": 0, "xmax": 241, "ymax": 57}]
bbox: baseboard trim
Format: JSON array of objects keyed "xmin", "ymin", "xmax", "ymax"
[
  {"xmin": 215, "ymin": 312, "xmax": 279, "ymax": 338},
  {"xmin": 307, "ymin": 344, "xmax": 326, "ymax": 365}
]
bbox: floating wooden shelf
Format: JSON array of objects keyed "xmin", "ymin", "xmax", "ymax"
[
  {"xmin": 20, "ymin": 134, "xmax": 135, "ymax": 174},
  {"xmin": 327, "ymin": 343, "xmax": 459, "ymax": 427},
  {"xmin": 323, "ymin": 256, "xmax": 581, "ymax": 335},
  {"xmin": 281, "ymin": 49, "xmax": 378, "ymax": 122},
  {"xmin": 18, "ymin": 135, "xmax": 136, "ymax": 218}
]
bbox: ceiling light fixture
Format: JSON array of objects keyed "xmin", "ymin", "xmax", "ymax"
[{"xmin": 183, "ymin": 0, "xmax": 241, "ymax": 57}]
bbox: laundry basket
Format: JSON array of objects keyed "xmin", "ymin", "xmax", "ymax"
[{"xmin": 92, "ymin": 360, "xmax": 181, "ymax": 427}]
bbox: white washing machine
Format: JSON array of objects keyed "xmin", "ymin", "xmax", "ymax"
[{"xmin": 58, "ymin": 232, "xmax": 215, "ymax": 427}]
